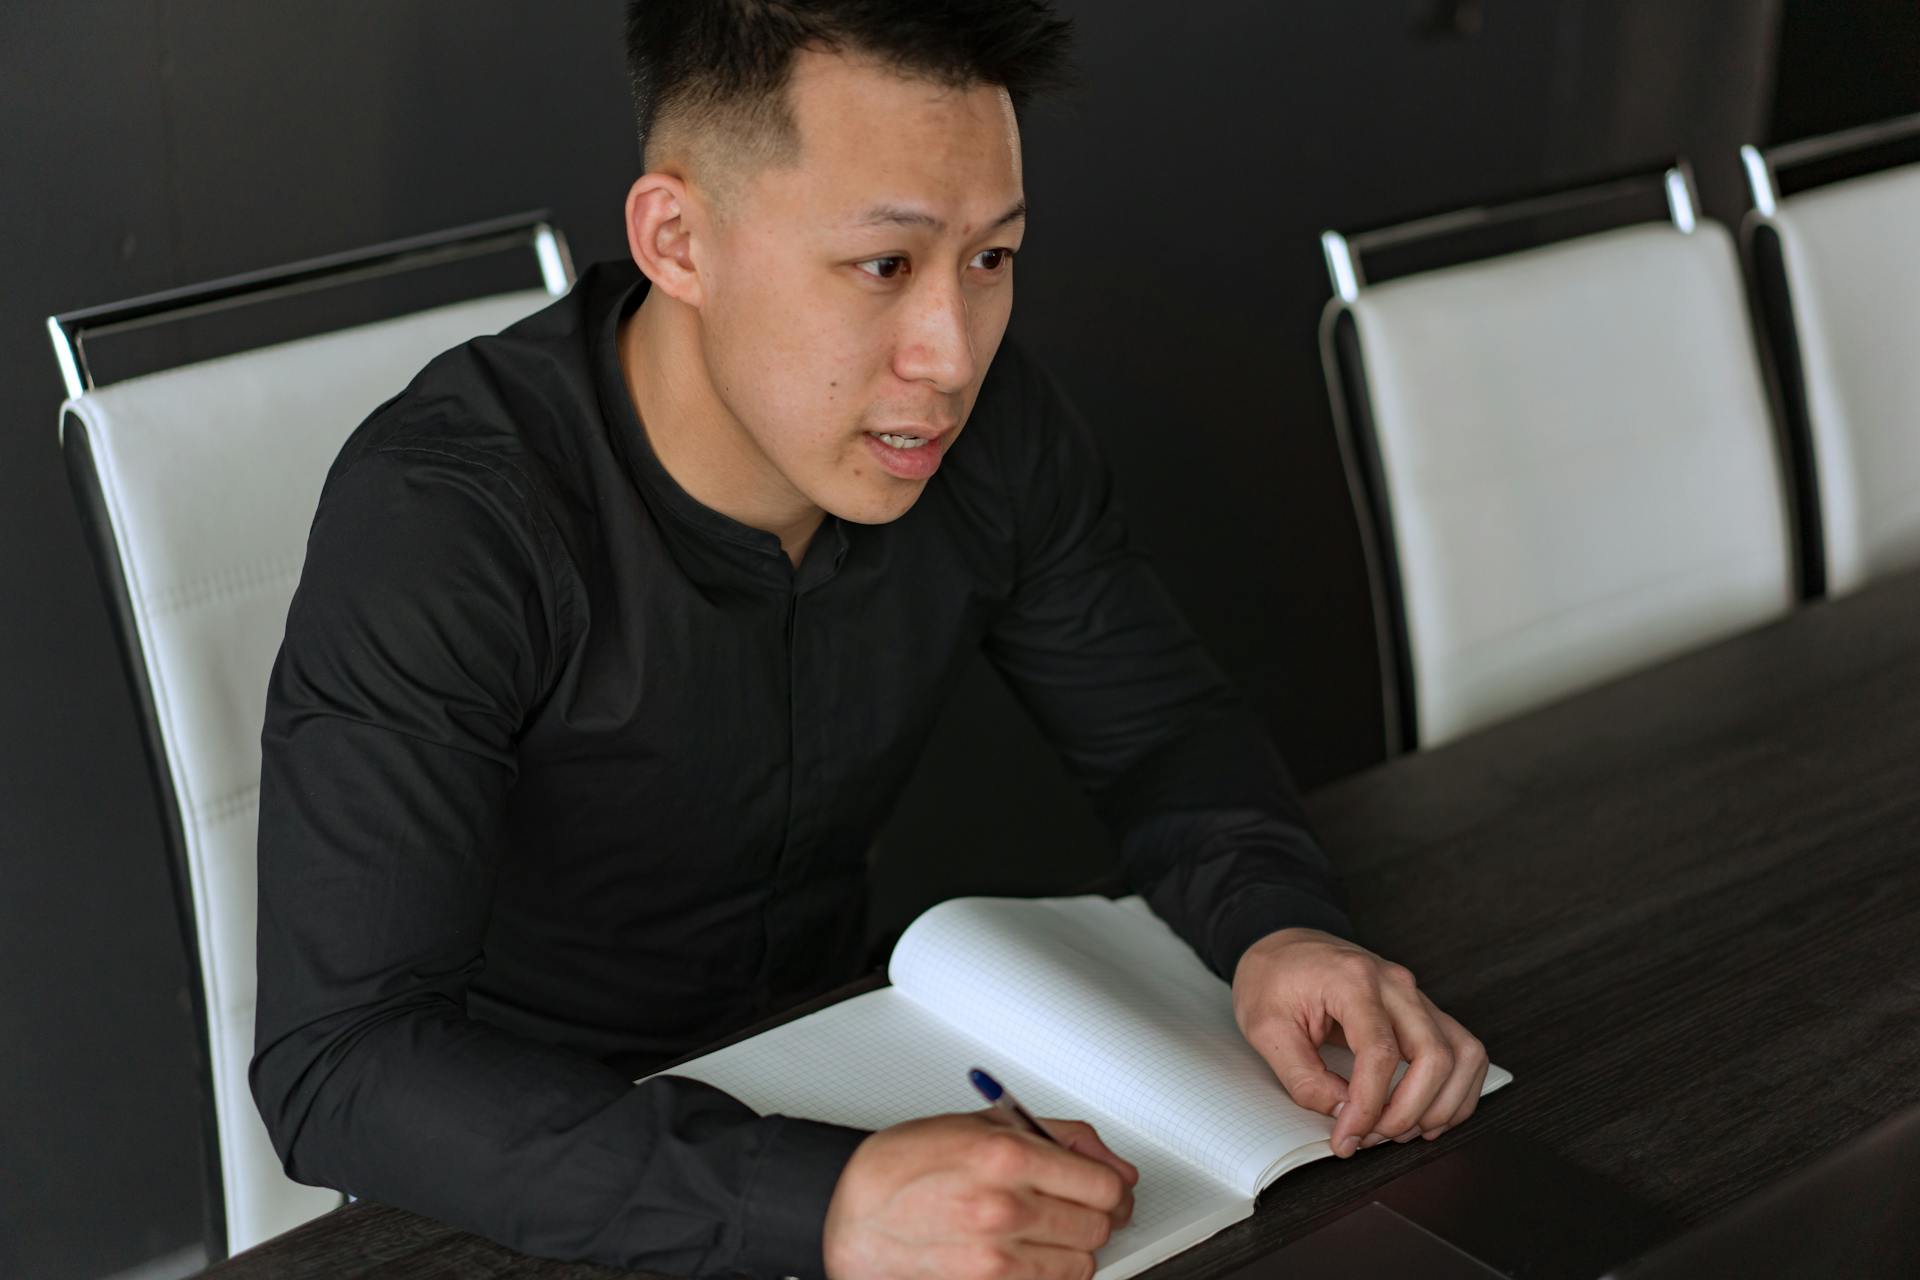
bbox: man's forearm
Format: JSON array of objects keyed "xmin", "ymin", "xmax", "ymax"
[
  {"xmin": 251, "ymin": 1000, "xmax": 865, "ymax": 1275},
  {"xmin": 1099, "ymin": 703, "xmax": 1353, "ymax": 978}
]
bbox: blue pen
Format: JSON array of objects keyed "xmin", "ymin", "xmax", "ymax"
[{"xmin": 968, "ymin": 1067, "xmax": 1063, "ymax": 1146}]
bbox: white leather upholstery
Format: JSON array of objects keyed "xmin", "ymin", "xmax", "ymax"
[
  {"xmin": 1762, "ymin": 162, "xmax": 1920, "ymax": 595},
  {"xmin": 59, "ymin": 287, "xmax": 554, "ymax": 1254},
  {"xmin": 1339, "ymin": 221, "xmax": 1794, "ymax": 746}
]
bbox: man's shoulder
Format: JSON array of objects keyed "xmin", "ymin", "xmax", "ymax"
[{"xmin": 324, "ymin": 262, "xmax": 635, "ymax": 522}]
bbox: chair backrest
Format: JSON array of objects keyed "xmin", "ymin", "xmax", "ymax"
[
  {"xmin": 1322, "ymin": 189, "xmax": 1795, "ymax": 751},
  {"xmin": 1743, "ymin": 119, "xmax": 1920, "ymax": 597},
  {"xmin": 51, "ymin": 218, "xmax": 568, "ymax": 1258}
]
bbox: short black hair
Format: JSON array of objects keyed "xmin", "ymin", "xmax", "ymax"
[{"xmin": 624, "ymin": 0, "xmax": 1075, "ymax": 176}]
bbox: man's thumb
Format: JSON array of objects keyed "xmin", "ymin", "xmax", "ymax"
[{"xmin": 1250, "ymin": 1021, "xmax": 1350, "ymax": 1115}]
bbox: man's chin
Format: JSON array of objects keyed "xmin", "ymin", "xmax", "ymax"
[{"xmin": 821, "ymin": 478, "xmax": 931, "ymax": 527}]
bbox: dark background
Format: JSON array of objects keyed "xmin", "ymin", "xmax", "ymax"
[{"xmin": 3, "ymin": 3, "xmax": 1916, "ymax": 1277}]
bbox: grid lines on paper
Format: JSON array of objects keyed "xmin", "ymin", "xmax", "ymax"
[{"xmin": 651, "ymin": 986, "xmax": 1246, "ymax": 1272}]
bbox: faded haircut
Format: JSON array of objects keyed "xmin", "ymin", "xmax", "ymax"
[{"xmin": 624, "ymin": 0, "xmax": 1074, "ymax": 192}]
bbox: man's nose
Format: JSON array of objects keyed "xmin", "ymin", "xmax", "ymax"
[{"xmin": 894, "ymin": 274, "xmax": 976, "ymax": 394}]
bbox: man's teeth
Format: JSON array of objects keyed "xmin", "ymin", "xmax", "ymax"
[{"xmin": 876, "ymin": 433, "xmax": 928, "ymax": 449}]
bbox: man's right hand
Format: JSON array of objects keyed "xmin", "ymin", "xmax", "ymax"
[{"xmin": 821, "ymin": 1109, "xmax": 1138, "ymax": 1280}]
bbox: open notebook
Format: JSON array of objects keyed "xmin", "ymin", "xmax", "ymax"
[{"xmin": 648, "ymin": 895, "xmax": 1512, "ymax": 1279}]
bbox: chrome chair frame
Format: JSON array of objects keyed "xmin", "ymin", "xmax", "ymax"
[{"xmin": 50, "ymin": 210, "xmax": 572, "ymax": 399}]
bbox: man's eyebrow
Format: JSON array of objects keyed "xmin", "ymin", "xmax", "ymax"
[{"xmin": 849, "ymin": 199, "xmax": 1028, "ymax": 234}]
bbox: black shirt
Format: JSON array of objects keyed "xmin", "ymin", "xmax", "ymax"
[{"xmin": 250, "ymin": 259, "xmax": 1352, "ymax": 1276}]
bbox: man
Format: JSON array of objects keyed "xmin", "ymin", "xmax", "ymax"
[{"xmin": 251, "ymin": 3, "xmax": 1489, "ymax": 1277}]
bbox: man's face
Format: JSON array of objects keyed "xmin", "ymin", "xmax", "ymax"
[{"xmin": 694, "ymin": 48, "xmax": 1026, "ymax": 526}]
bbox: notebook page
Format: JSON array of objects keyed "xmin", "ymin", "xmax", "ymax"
[
  {"xmin": 889, "ymin": 895, "xmax": 1511, "ymax": 1195},
  {"xmin": 647, "ymin": 987, "xmax": 1249, "ymax": 1280}
]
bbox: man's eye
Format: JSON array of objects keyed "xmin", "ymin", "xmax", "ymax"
[
  {"xmin": 972, "ymin": 247, "xmax": 1016, "ymax": 272},
  {"xmin": 857, "ymin": 256, "xmax": 908, "ymax": 280}
]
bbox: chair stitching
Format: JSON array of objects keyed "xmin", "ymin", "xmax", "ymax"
[
  {"xmin": 148, "ymin": 559, "xmax": 303, "ymax": 617},
  {"xmin": 192, "ymin": 782, "xmax": 261, "ymax": 829}
]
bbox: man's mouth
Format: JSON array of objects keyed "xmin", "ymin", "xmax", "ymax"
[{"xmin": 863, "ymin": 426, "xmax": 949, "ymax": 479}]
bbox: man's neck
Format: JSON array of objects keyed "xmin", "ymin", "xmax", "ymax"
[{"xmin": 618, "ymin": 289, "xmax": 825, "ymax": 567}]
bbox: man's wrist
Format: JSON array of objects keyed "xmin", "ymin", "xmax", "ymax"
[{"xmin": 1230, "ymin": 925, "xmax": 1340, "ymax": 986}]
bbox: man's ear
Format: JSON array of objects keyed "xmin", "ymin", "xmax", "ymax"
[{"xmin": 625, "ymin": 172, "xmax": 706, "ymax": 308}]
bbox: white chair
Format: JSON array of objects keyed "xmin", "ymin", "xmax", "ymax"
[
  {"xmin": 1742, "ymin": 113, "xmax": 1920, "ymax": 597},
  {"xmin": 1320, "ymin": 168, "xmax": 1796, "ymax": 751},
  {"xmin": 47, "ymin": 213, "xmax": 574, "ymax": 1260}
]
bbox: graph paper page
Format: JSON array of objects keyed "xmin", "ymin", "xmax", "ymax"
[
  {"xmin": 648, "ymin": 987, "xmax": 1249, "ymax": 1280},
  {"xmin": 888, "ymin": 895, "xmax": 1511, "ymax": 1194}
]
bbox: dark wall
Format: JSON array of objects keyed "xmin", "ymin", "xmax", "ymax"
[
  {"xmin": 0, "ymin": 7, "xmax": 638, "ymax": 1278},
  {"xmin": 0, "ymin": 2, "xmax": 1849, "ymax": 1276},
  {"xmin": 869, "ymin": 0, "xmax": 1786, "ymax": 929},
  {"xmin": 1772, "ymin": 0, "xmax": 1920, "ymax": 141}
]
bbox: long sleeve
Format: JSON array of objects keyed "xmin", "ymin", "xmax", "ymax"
[
  {"xmin": 982, "ymin": 359, "xmax": 1354, "ymax": 980},
  {"xmin": 250, "ymin": 441, "xmax": 864, "ymax": 1277}
]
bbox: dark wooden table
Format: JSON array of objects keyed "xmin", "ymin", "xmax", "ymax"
[{"xmin": 201, "ymin": 568, "xmax": 1920, "ymax": 1278}]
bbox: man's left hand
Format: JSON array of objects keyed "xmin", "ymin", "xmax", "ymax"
[{"xmin": 1231, "ymin": 928, "xmax": 1488, "ymax": 1158}]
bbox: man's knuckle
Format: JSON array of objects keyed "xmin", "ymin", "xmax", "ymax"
[
  {"xmin": 1282, "ymin": 1066, "xmax": 1322, "ymax": 1096},
  {"xmin": 1360, "ymin": 1030, "xmax": 1400, "ymax": 1058},
  {"xmin": 975, "ymin": 1132, "xmax": 1028, "ymax": 1179},
  {"xmin": 1381, "ymin": 962, "xmax": 1417, "ymax": 988},
  {"xmin": 1339, "ymin": 953, "xmax": 1378, "ymax": 982},
  {"xmin": 965, "ymin": 1190, "xmax": 1022, "ymax": 1234},
  {"xmin": 1345, "ymin": 1099, "xmax": 1384, "ymax": 1128}
]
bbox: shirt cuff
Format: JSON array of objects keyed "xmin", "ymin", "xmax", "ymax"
[
  {"xmin": 1208, "ymin": 884, "xmax": 1355, "ymax": 979},
  {"xmin": 732, "ymin": 1115, "xmax": 869, "ymax": 1279}
]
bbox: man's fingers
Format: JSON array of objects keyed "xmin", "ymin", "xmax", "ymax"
[
  {"xmin": 973, "ymin": 1113, "xmax": 1133, "ymax": 1228},
  {"xmin": 1370, "ymin": 987, "xmax": 1454, "ymax": 1140},
  {"xmin": 1003, "ymin": 1241, "xmax": 1103, "ymax": 1280},
  {"xmin": 1245, "ymin": 1019, "xmax": 1351, "ymax": 1117},
  {"xmin": 1415, "ymin": 1011, "xmax": 1488, "ymax": 1134},
  {"xmin": 1042, "ymin": 1118, "xmax": 1140, "ymax": 1187},
  {"xmin": 975, "ymin": 1128, "xmax": 1127, "ymax": 1217},
  {"xmin": 1230, "ymin": 930, "xmax": 1492, "ymax": 1162},
  {"xmin": 932, "ymin": 1240, "xmax": 1095, "ymax": 1280},
  {"xmin": 1040, "ymin": 1119, "xmax": 1135, "ymax": 1226},
  {"xmin": 1328, "ymin": 1000, "xmax": 1399, "ymax": 1154},
  {"xmin": 1434, "ymin": 1053, "xmax": 1490, "ymax": 1135},
  {"xmin": 1014, "ymin": 1190, "xmax": 1119, "ymax": 1251},
  {"xmin": 1464, "ymin": 1058, "xmax": 1490, "ymax": 1123}
]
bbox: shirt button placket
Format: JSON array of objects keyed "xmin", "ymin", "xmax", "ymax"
[{"xmin": 767, "ymin": 574, "xmax": 811, "ymax": 989}]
